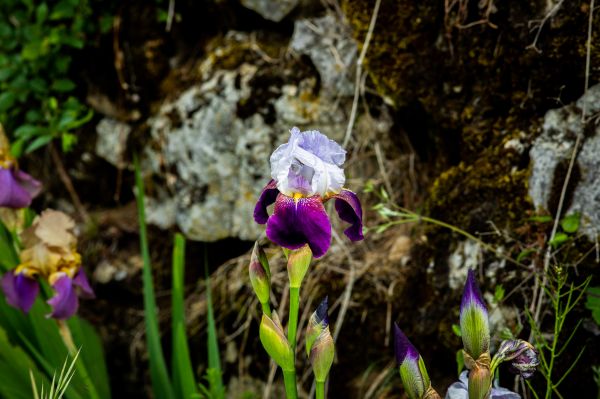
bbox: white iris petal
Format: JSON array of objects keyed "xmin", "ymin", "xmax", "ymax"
[{"xmin": 270, "ymin": 127, "xmax": 345, "ymax": 197}]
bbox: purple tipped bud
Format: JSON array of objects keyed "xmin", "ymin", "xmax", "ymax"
[
  {"xmin": 394, "ymin": 323, "xmax": 433, "ymax": 399},
  {"xmin": 249, "ymin": 242, "xmax": 271, "ymax": 304},
  {"xmin": 495, "ymin": 340, "xmax": 539, "ymax": 379},
  {"xmin": 306, "ymin": 297, "xmax": 334, "ymax": 382},
  {"xmin": 460, "ymin": 269, "xmax": 490, "ymax": 359}
]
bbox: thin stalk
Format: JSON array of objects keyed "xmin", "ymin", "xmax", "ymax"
[
  {"xmin": 316, "ymin": 380, "xmax": 325, "ymax": 399},
  {"xmin": 283, "ymin": 369, "xmax": 298, "ymax": 399},
  {"xmin": 56, "ymin": 320, "xmax": 100, "ymax": 399},
  {"xmin": 288, "ymin": 287, "xmax": 300, "ymax": 350},
  {"xmin": 261, "ymin": 301, "xmax": 272, "ymax": 318}
]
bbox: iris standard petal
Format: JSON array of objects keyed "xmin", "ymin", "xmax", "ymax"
[
  {"xmin": 333, "ymin": 189, "xmax": 364, "ymax": 241},
  {"xmin": 266, "ymin": 194, "xmax": 331, "ymax": 258},
  {"xmin": 1, "ymin": 270, "xmax": 39, "ymax": 312},
  {"xmin": 73, "ymin": 269, "xmax": 95, "ymax": 299},
  {"xmin": 254, "ymin": 180, "xmax": 279, "ymax": 224},
  {"xmin": 47, "ymin": 275, "xmax": 78, "ymax": 319},
  {"xmin": 0, "ymin": 167, "xmax": 35, "ymax": 208}
]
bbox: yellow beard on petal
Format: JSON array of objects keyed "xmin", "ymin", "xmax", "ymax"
[{"xmin": 292, "ymin": 192, "xmax": 304, "ymax": 203}]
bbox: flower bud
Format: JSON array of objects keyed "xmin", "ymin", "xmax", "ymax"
[
  {"xmin": 494, "ymin": 339, "xmax": 539, "ymax": 379},
  {"xmin": 306, "ymin": 297, "xmax": 334, "ymax": 382},
  {"xmin": 460, "ymin": 269, "xmax": 490, "ymax": 359},
  {"xmin": 287, "ymin": 245, "xmax": 311, "ymax": 288},
  {"xmin": 249, "ymin": 242, "xmax": 270, "ymax": 304},
  {"xmin": 259, "ymin": 313, "xmax": 294, "ymax": 371},
  {"xmin": 394, "ymin": 323, "xmax": 436, "ymax": 399},
  {"xmin": 467, "ymin": 365, "xmax": 492, "ymax": 399}
]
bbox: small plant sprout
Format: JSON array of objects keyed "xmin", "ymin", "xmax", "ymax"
[
  {"xmin": 393, "ymin": 324, "xmax": 440, "ymax": 399},
  {"xmin": 0, "ymin": 124, "xmax": 42, "ymax": 208},
  {"xmin": 306, "ymin": 297, "xmax": 335, "ymax": 399},
  {"xmin": 397, "ymin": 270, "xmax": 538, "ymax": 399},
  {"xmin": 252, "ymin": 127, "xmax": 364, "ymax": 398}
]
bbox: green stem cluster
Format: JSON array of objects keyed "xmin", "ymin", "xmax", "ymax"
[{"xmin": 526, "ymin": 272, "xmax": 591, "ymax": 399}]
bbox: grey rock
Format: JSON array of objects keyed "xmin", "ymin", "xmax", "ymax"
[
  {"xmin": 95, "ymin": 118, "xmax": 131, "ymax": 168},
  {"xmin": 290, "ymin": 14, "xmax": 357, "ymax": 96},
  {"xmin": 240, "ymin": 0, "xmax": 298, "ymax": 22},
  {"xmin": 529, "ymin": 83, "xmax": 600, "ymax": 239},
  {"xmin": 143, "ymin": 32, "xmax": 350, "ymax": 241}
]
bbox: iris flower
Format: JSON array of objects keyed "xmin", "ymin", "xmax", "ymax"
[
  {"xmin": 0, "ymin": 210, "xmax": 94, "ymax": 319},
  {"xmin": 0, "ymin": 126, "xmax": 41, "ymax": 209},
  {"xmin": 254, "ymin": 127, "xmax": 363, "ymax": 258},
  {"xmin": 445, "ymin": 371, "xmax": 520, "ymax": 399}
]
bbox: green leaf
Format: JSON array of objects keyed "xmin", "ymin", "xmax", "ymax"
[
  {"xmin": 134, "ymin": 155, "xmax": 175, "ymax": 399},
  {"xmin": 171, "ymin": 234, "xmax": 198, "ymax": 399},
  {"xmin": 456, "ymin": 349, "xmax": 464, "ymax": 377},
  {"xmin": 205, "ymin": 249, "xmax": 225, "ymax": 398},
  {"xmin": 14, "ymin": 124, "xmax": 43, "ymax": 140},
  {"xmin": 451, "ymin": 324, "xmax": 462, "ymax": 337},
  {"xmin": 560, "ymin": 213, "xmax": 580, "ymax": 234},
  {"xmin": 25, "ymin": 135, "xmax": 53, "ymax": 153},
  {"xmin": 61, "ymin": 132, "xmax": 77, "ymax": 152},
  {"xmin": 494, "ymin": 285, "xmax": 505, "ymax": 303},
  {"xmin": 0, "ymin": 91, "xmax": 16, "ymax": 112},
  {"xmin": 51, "ymin": 79, "xmax": 76, "ymax": 92},
  {"xmin": 516, "ymin": 248, "xmax": 536, "ymax": 263},
  {"xmin": 50, "ymin": 1, "xmax": 76, "ymax": 20},
  {"xmin": 585, "ymin": 287, "xmax": 600, "ymax": 326},
  {"xmin": 528, "ymin": 215, "xmax": 553, "ymax": 223},
  {"xmin": 36, "ymin": 3, "xmax": 48, "ymax": 24},
  {"xmin": 549, "ymin": 232, "xmax": 569, "ymax": 248}
]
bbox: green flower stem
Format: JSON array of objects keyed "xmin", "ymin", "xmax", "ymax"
[
  {"xmin": 261, "ymin": 301, "xmax": 272, "ymax": 318},
  {"xmin": 316, "ymin": 380, "xmax": 325, "ymax": 399},
  {"xmin": 57, "ymin": 320, "xmax": 101, "ymax": 399},
  {"xmin": 288, "ymin": 287, "xmax": 300, "ymax": 350},
  {"xmin": 283, "ymin": 369, "xmax": 298, "ymax": 399}
]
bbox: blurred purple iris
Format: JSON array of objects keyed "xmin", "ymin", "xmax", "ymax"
[
  {"xmin": 254, "ymin": 127, "xmax": 363, "ymax": 258},
  {"xmin": 0, "ymin": 210, "xmax": 94, "ymax": 319},
  {"xmin": 2, "ymin": 268, "xmax": 94, "ymax": 319},
  {"xmin": 0, "ymin": 163, "xmax": 42, "ymax": 209}
]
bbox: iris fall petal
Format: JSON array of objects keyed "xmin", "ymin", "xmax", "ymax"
[
  {"xmin": 47, "ymin": 275, "xmax": 78, "ymax": 319},
  {"xmin": 266, "ymin": 194, "xmax": 331, "ymax": 258}
]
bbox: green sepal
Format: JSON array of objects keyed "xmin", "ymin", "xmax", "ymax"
[
  {"xmin": 249, "ymin": 243, "xmax": 271, "ymax": 304},
  {"xmin": 309, "ymin": 331, "xmax": 334, "ymax": 382},
  {"xmin": 259, "ymin": 313, "xmax": 294, "ymax": 371},
  {"xmin": 287, "ymin": 245, "xmax": 311, "ymax": 288}
]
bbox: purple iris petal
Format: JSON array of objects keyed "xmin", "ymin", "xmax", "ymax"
[
  {"xmin": 314, "ymin": 296, "xmax": 329, "ymax": 327},
  {"xmin": 393, "ymin": 323, "xmax": 420, "ymax": 365},
  {"xmin": 266, "ymin": 194, "xmax": 331, "ymax": 258},
  {"xmin": 47, "ymin": 275, "xmax": 78, "ymax": 319},
  {"xmin": 0, "ymin": 167, "xmax": 41, "ymax": 209},
  {"xmin": 1, "ymin": 270, "xmax": 39, "ymax": 313},
  {"xmin": 254, "ymin": 180, "xmax": 279, "ymax": 224},
  {"xmin": 332, "ymin": 189, "xmax": 363, "ymax": 241},
  {"xmin": 73, "ymin": 269, "xmax": 95, "ymax": 299}
]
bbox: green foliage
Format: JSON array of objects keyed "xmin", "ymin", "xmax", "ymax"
[
  {"xmin": 593, "ymin": 365, "xmax": 600, "ymax": 399},
  {"xmin": 171, "ymin": 234, "xmax": 198, "ymax": 399},
  {"xmin": 526, "ymin": 269, "xmax": 591, "ymax": 399},
  {"xmin": 135, "ymin": 158, "xmax": 226, "ymax": 399},
  {"xmin": 0, "ymin": 0, "xmax": 94, "ymax": 155},
  {"xmin": 30, "ymin": 350, "xmax": 80, "ymax": 399},
  {"xmin": 203, "ymin": 250, "xmax": 225, "ymax": 399},
  {"xmin": 585, "ymin": 286, "xmax": 600, "ymax": 325},
  {"xmin": 0, "ymin": 219, "xmax": 110, "ymax": 399},
  {"xmin": 134, "ymin": 156, "xmax": 176, "ymax": 399}
]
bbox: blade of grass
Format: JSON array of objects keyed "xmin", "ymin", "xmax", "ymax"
[
  {"xmin": 171, "ymin": 233, "xmax": 198, "ymax": 398},
  {"xmin": 204, "ymin": 247, "xmax": 224, "ymax": 398},
  {"xmin": 134, "ymin": 155, "xmax": 175, "ymax": 399}
]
